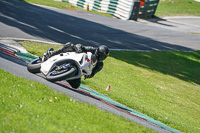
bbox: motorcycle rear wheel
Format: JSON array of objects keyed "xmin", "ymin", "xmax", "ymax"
[
  {"xmin": 27, "ymin": 58, "xmax": 42, "ymax": 73},
  {"xmin": 67, "ymin": 78, "xmax": 81, "ymax": 88}
]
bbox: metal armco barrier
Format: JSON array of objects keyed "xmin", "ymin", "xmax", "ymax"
[
  {"xmin": 139, "ymin": 0, "xmax": 160, "ymax": 18},
  {"xmin": 62, "ymin": 0, "xmax": 140, "ymax": 20}
]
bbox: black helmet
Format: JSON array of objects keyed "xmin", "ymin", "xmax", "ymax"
[{"xmin": 95, "ymin": 45, "xmax": 109, "ymax": 62}]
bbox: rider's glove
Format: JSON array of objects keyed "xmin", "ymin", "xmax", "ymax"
[
  {"xmin": 84, "ymin": 75, "xmax": 91, "ymax": 80},
  {"xmin": 74, "ymin": 44, "xmax": 83, "ymax": 53}
]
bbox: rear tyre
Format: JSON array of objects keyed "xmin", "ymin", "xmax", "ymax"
[
  {"xmin": 27, "ymin": 58, "xmax": 42, "ymax": 73},
  {"xmin": 67, "ymin": 78, "xmax": 81, "ymax": 89}
]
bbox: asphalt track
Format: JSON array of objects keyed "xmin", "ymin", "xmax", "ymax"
[{"xmin": 0, "ymin": 0, "xmax": 200, "ymax": 51}]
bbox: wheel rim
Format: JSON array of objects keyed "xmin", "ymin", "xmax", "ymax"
[{"xmin": 49, "ymin": 63, "xmax": 73, "ymax": 76}]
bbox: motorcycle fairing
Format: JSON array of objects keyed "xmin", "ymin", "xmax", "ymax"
[{"xmin": 40, "ymin": 52, "xmax": 94, "ymax": 80}]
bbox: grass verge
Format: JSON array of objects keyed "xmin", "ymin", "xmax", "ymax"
[
  {"xmin": 155, "ymin": 0, "xmax": 200, "ymax": 17},
  {"xmin": 19, "ymin": 41, "xmax": 200, "ymax": 133},
  {"xmin": 0, "ymin": 69, "xmax": 154, "ymax": 132}
]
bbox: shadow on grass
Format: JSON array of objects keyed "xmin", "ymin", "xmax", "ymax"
[{"xmin": 110, "ymin": 51, "xmax": 200, "ymax": 85}]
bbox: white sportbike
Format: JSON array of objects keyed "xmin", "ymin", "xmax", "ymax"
[{"xmin": 27, "ymin": 52, "xmax": 97, "ymax": 88}]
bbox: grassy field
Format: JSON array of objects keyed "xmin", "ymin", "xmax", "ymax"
[
  {"xmin": 20, "ymin": 0, "xmax": 113, "ymax": 17},
  {"xmin": 0, "ymin": 69, "xmax": 154, "ymax": 132},
  {"xmin": 85, "ymin": 51, "xmax": 200, "ymax": 133},
  {"xmin": 19, "ymin": 41, "xmax": 200, "ymax": 133},
  {"xmin": 155, "ymin": 0, "xmax": 200, "ymax": 17}
]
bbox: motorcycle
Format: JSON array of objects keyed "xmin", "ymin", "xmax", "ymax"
[{"xmin": 27, "ymin": 52, "xmax": 97, "ymax": 88}]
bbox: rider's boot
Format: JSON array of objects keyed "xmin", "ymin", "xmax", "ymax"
[{"xmin": 41, "ymin": 48, "xmax": 54, "ymax": 61}]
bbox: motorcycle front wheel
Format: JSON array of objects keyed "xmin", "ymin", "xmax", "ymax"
[
  {"xmin": 27, "ymin": 58, "xmax": 42, "ymax": 73},
  {"xmin": 46, "ymin": 63, "xmax": 77, "ymax": 82}
]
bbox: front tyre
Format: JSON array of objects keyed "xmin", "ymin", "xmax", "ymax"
[
  {"xmin": 46, "ymin": 63, "xmax": 77, "ymax": 82},
  {"xmin": 27, "ymin": 58, "xmax": 42, "ymax": 73}
]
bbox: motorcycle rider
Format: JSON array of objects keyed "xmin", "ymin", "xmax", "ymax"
[{"xmin": 41, "ymin": 42, "xmax": 109, "ymax": 88}]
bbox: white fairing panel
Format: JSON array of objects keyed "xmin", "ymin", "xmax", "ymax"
[{"xmin": 40, "ymin": 52, "xmax": 94, "ymax": 77}]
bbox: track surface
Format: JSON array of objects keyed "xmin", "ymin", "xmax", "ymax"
[{"xmin": 0, "ymin": 0, "xmax": 200, "ymax": 51}]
